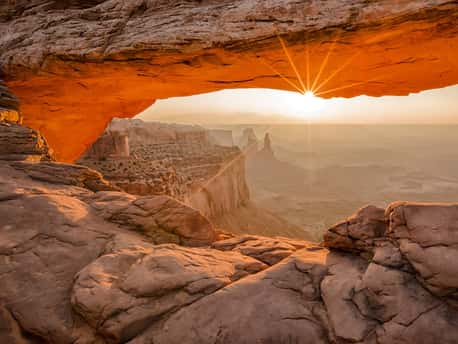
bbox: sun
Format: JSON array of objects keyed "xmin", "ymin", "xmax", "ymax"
[
  {"xmin": 282, "ymin": 90, "xmax": 325, "ymax": 119},
  {"xmin": 303, "ymin": 91, "xmax": 323, "ymax": 108}
]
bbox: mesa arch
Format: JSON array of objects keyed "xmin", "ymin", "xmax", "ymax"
[{"xmin": 1, "ymin": 0, "xmax": 458, "ymax": 161}]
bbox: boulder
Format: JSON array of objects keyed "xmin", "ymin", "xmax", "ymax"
[
  {"xmin": 2, "ymin": 156, "xmax": 458, "ymax": 343},
  {"xmin": 71, "ymin": 244, "xmax": 266, "ymax": 342},
  {"xmin": 212, "ymin": 234, "xmax": 321, "ymax": 265},
  {"xmin": 130, "ymin": 248, "xmax": 331, "ymax": 344},
  {"xmin": 387, "ymin": 202, "xmax": 458, "ymax": 300},
  {"xmin": 89, "ymin": 192, "xmax": 217, "ymax": 246},
  {"xmin": 323, "ymin": 205, "xmax": 386, "ymax": 255}
]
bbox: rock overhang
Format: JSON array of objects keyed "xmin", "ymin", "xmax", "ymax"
[{"xmin": 1, "ymin": 0, "xmax": 458, "ymax": 161}]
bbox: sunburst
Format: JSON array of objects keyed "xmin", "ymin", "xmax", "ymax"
[{"xmin": 260, "ymin": 33, "xmax": 374, "ymax": 106}]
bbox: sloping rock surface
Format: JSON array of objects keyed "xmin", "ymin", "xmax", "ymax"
[
  {"xmin": 2, "ymin": 157, "xmax": 458, "ymax": 343},
  {"xmin": 2, "ymin": 122, "xmax": 458, "ymax": 344},
  {"xmin": 10, "ymin": 160, "xmax": 119, "ymax": 192}
]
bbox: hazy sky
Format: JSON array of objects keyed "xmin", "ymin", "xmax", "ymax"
[{"xmin": 137, "ymin": 84, "xmax": 458, "ymax": 124}]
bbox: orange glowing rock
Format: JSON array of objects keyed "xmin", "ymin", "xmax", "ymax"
[{"xmin": 1, "ymin": 1, "xmax": 458, "ymax": 161}]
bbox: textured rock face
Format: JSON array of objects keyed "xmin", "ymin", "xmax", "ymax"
[
  {"xmin": 387, "ymin": 202, "xmax": 458, "ymax": 300},
  {"xmin": 0, "ymin": 80, "xmax": 20, "ymax": 123},
  {"xmin": 2, "ymin": 119, "xmax": 458, "ymax": 343},
  {"xmin": 10, "ymin": 160, "xmax": 119, "ymax": 192},
  {"xmin": 0, "ymin": 122, "xmax": 53, "ymax": 161},
  {"xmin": 83, "ymin": 130, "xmax": 129, "ymax": 159},
  {"xmin": 3, "ymin": 1, "xmax": 457, "ymax": 161},
  {"xmin": 185, "ymin": 153, "xmax": 250, "ymax": 220},
  {"xmin": 72, "ymin": 244, "xmax": 265, "ymax": 343},
  {"xmin": 80, "ymin": 119, "xmax": 250, "ymax": 221},
  {"xmin": 239, "ymin": 128, "xmax": 259, "ymax": 155},
  {"xmin": 90, "ymin": 192, "xmax": 217, "ymax": 246},
  {"xmin": 323, "ymin": 205, "xmax": 387, "ymax": 255},
  {"xmin": 2, "ymin": 152, "xmax": 458, "ymax": 343}
]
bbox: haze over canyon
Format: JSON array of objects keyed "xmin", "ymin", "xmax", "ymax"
[{"xmin": 1, "ymin": 1, "xmax": 458, "ymax": 344}]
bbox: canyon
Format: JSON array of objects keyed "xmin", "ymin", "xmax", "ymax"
[
  {"xmin": 1, "ymin": 120, "xmax": 458, "ymax": 343},
  {"xmin": 78, "ymin": 118, "xmax": 308, "ymax": 239},
  {"xmin": 1, "ymin": 1, "xmax": 458, "ymax": 343}
]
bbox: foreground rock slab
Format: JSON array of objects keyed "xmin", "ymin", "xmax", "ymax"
[
  {"xmin": 2, "ymin": 151, "xmax": 458, "ymax": 343},
  {"xmin": 72, "ymin": 244, "xmax": 266, "ymax": 342}
]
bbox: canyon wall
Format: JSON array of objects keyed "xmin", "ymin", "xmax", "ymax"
[
  {"xmin": 83, "ymin": 131, "xmax": 129, "ymax": 160},
  {"xmin": 79, "ymin": 119, "xmax": 250, "ymax": 221},
  {"xmin": 208, "ymin": 129, "xmax": 235, "ymax": 147},
  {"xmin": 1, "ymin": 1, "xmax": 457, "ymax": 160},
  {"xmin": 185, "ymin": 153, "xmax": 250, "ymax": 219}
]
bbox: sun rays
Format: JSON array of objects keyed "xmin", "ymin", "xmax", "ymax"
[{"xmin": 262, "ymin": 33, "xmax": 374, "ymax": 102}]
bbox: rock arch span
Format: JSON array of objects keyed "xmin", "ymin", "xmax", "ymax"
[{"xmin": 1, "ymin": 0, "xmax": 458, "ymax": 161}]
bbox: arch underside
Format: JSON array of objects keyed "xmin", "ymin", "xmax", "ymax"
[{"xmin": 1, "ymin": 0, "xmax": 458, "ymax": 161}]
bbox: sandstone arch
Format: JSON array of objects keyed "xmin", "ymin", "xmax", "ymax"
[{"xmin": 1, "ymin": 0, "xmax": 458, "ymax": 161}]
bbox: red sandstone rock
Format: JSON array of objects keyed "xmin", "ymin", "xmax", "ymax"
[
  {"xmin": 323, "ymin": 205, "xmax": 387, "ymax": 254},
  {"xmin": 2, "ymin": 110, "xmax": 458, "ymax": 343},
  {"xmin": 2, "ymin": 157, "xmax": 458, "ymax": 343}
]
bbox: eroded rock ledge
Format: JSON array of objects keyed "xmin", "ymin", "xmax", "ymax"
[
  {"xmin": 1, "ymin": 1, "xmax": 458, "ymax": 160},
  {"xmin": 1, "ymin": 123, "xmax": 458, "ymax": 343}
]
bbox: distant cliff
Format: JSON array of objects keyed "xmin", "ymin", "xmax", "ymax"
[
  {"xmin": 185, "ymin": 153, "xmax": 250, "ymax": 219},
  {"xmin": 79, "ymin": 119, "xmax": 249, "ymax": 219},
  {"xmin": 79, "ymin": 119, "xmax": 309, "ymax": 239}
]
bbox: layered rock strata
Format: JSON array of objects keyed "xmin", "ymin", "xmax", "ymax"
[
  {"xmin": 0, "ymin": 122, "xmax": 53, "ymax": 161},
  {"xmin": 79, "ymin": 119, "xmax": 250, "ymax": 220},
  {"xmin": 0, "ymin": 80, "xmax": 21, "ymax": 123}
]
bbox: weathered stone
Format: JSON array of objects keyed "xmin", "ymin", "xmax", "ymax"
[
  {"xmin": 0, "ymin": 122, "xmax": 53, "ymax": 161},
  {"xmin": 0, "ymin": 159, "xmax": 233, "ymax": 343},
  {"xmin": 212, "ymin": 234, "xmax": 319, "ymax": 265},
  {"xmin": 71, "ymin": 244, "xmax": 266, "ymax": 343},
  {"xmin": 10, "ymin": 161, "xmax": 119, "ymax": 192},
  {"xmin": 323, "ymin": 205, "xmax": 386, "ymax": 254},
  {"xmin": 387, "ymin": 202, "xmax": 458, "ymax": 299},
  {"xmin": 0, "ymin": 80, "xmax": 20, "ymax": 113},
  {"xmin": 82, "ymin": 130, "xmax": 129, "ymax": 160},
  {"xmin": 2, "ymin": 150, "xmax": 458, "ymax": 343},
  {"xmin": 321, "ymin": 252, "xmax": 377, "ymax": 343},
  {"xmin": 89, "ymin": 192, "xmax": 217, "ymax": 246},
  {"xmin": 131, "ymin": 248, "xmax": 330, "ymax": 344},
  {"xmin": 0, "ymin": 109, "xmax": 20, "ymax": 123}
]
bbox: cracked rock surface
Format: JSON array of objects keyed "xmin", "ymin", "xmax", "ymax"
[{"xmin": 2, "ymin": 123, "xmax": 458, "ymax": 343}]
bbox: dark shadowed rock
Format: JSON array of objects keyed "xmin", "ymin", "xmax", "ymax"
[
  {"xmin": 0, "ymin": 122, "xmax": 53, "ymax": 161},
  {"xmin": 212, "ymin": 234, "xmax": 321, "ymax": 265},
  {"xmin": 10, "ymin": 161, "xmax": 119, "ymax": 192},
  {"xmin": 2, "ymin": 140, "xmax": 458, "ymax": 344}
]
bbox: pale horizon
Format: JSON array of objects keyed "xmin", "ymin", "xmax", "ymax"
[{"xmin": 137, "ymin": 84, "xmax": 458, "ymax": 125}]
